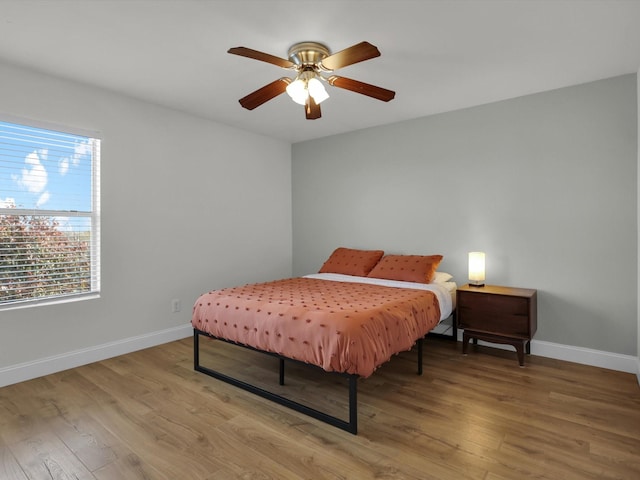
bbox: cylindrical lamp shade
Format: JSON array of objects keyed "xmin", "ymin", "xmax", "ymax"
[{"xmin": 468, "ymin": 252, "xmax": 485, "ymax": 287}]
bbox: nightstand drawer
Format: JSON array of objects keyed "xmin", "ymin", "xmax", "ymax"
[
  {"xmin": 458, "ymin": 306, "xmax": 530, "ymax": 337},
  {"xmin": 458, "ymin": 292, "xmax": 529, "ymax": 316}
]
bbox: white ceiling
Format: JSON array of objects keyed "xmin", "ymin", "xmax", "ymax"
[{"xmin": 1, "ymin": 0, "xmax": 640, "ymax": 143}]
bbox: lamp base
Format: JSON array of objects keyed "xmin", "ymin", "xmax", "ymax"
[{"xmin": 469, "ymin": 282, "xmax": 485, "ymax": 288}]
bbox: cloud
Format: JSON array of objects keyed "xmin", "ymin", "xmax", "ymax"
[
  {"xmin": 59, "ymin": 139, "xmax": 91, "ymax": 176},
  {"xmin": 59, "ymin": 157, "xmax": 69, "ymax": 176},
  {"xmin": 36, "ymin": 191, "xmax": 50, "ymax": 208},
  {"xmin": 0, "ymin": 197, "xmax": 16, "ymax": 208},
  {"xmin": 13, "ymin": 149, "xmax": 48, "ymax": 194},
  {"xmin": 73, "ymin": 139, "xmax": 91, "ymax": 166}
]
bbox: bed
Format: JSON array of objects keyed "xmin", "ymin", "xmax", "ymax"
[{"xmin": 192, "ymin": 248, "xmax": 455, "ymax": 434}]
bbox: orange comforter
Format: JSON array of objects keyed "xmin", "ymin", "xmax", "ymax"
[{"xmin": 191, "ymin": 277, "xmax": 441, "ymax": 377}]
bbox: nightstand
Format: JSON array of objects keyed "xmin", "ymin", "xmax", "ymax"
[{"xmin": 456, "ymin": 284, "xmax": 537, "ymax": 366}]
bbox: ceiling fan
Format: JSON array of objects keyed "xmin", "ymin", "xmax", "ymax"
[{"xmin": 227, "ymin": 41, "xmax": 395, "ymax": 120}]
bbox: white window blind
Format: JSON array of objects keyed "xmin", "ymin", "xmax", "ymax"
[{"xmin": 0, "ymin": 119, "xmax": 100, "ymax": 308}]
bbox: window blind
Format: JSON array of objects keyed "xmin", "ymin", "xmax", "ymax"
[{"xmin": 0, "ymin": 119, "xmax": 100, "ymax": 308}]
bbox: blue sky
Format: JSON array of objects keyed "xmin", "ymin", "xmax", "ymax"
[{"xmin": 0, "ymin": 121, "xmax": 94, "ymax": 212}]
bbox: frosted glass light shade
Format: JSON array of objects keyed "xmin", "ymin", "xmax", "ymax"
[
  {"xmin": 286, "ymin": 78, "xmax": 308, "ymax": 105},
  {"xmin": 307, "ymin": 77, "xmax": 329, "ymax": 104},
  {"xmin": 468, "ymin": 252, "xmax": 485, "ymax": 287}
]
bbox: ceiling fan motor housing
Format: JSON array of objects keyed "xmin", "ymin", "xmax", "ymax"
[{"xmin": 287, "ymin": 42, "xmax": 331, "ymax": 69}]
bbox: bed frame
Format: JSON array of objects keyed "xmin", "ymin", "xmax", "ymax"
[{"xmin": 193, "ymin": 328, "xmax": 426, "ymax": 434}]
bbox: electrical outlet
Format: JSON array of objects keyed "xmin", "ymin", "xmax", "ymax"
[{"xmin": 171, "ymin": 299, "xmax": 181, "ymax": 313}]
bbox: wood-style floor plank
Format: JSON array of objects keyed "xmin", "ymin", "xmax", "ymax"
[
  {"xmin": 0, "ymin": 446, "xmax": 28, "ymax": 480},
  {"xmin": 0, "ymin": 337, "xmax": 639, "ymax": 479}
]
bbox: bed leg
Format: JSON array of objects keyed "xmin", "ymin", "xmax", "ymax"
[
  {"xmin": 452, "ymin": 310, "xmax": 458, "ymax": 340},
  {"xmin": 348, "ymin": 375, "xmax": 358, "ymax": 434},
  {"xmin": 279, "ymin": 358, "xmax": 285, "ymax": 385},
  {"xmin": 417, "ymin": 337, "xmax": 423, "ymax": 375},
  {"xmin": 193, "ymin": 329, "xmax": 200, "ymax": 370}
]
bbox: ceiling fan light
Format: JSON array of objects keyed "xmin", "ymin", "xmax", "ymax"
[
  {"xmin": 307, "ymin": 77, "xmax": 329, "ymax": 104},
  {"xmin": 286, "ymin": 78, "xmax": 308, "ymax": 105}
]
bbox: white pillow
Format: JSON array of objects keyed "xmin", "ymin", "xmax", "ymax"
[{"xmin": 431, "ymin": 271, "xmax": 453, "ymax": 284}]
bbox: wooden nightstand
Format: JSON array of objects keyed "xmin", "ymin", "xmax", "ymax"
[{"xmin": 456, "ymin": 284, "xmax": 537, "ymax": 366}]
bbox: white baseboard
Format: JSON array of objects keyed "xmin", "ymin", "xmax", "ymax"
[
  {"xmin": 454, "ymin": 330, "xmax": 638, "ymax": 375},
  {"xmin": 0, "ymin": 323, "xmax": 193, "ymax": 388},
  {"xmin": 531, "ymin": 339, "xmax": 637, "ymax": 374}
]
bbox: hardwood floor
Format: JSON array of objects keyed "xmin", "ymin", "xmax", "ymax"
[{"xmin": 1, "ymin": 336, "xmax": 639, "ymax": 479}]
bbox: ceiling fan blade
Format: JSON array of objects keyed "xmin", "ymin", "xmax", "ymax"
[
  {"xmin": 239, "ymin": 78, "xmax": 290, "ymax": 110},
  {"xmin": 228, "ymin": 46, "xmax": 296, "ymax": 69},
  {"xmin": 305, "ymin": 97, "xmax": 321, "ymax": 119},
  {"xmin": 320, "ymin": 41, "xmax": 381, "ymax": 71},
  {"xmin": 327, "ymin": 75, "xmax": 395, "ymax": 102}
]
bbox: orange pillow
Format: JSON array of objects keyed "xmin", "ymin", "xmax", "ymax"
[
  {"xmin": 319, "ymin": 247, "xmax": 384, "ymax": 277},
  {"xmin": 367, "ymin": 254, "xmax": 443, "ymax": 284}
]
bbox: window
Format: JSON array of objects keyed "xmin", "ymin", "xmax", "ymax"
[{"xmin": 0, "ymin": 118, "xmax": 100, "ymax": 309}]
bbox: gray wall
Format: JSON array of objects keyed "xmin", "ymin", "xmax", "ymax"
[
  {"xmin": 0, "ymin": 61, "xmax": 292, "ymax": 369},
  {"xmin": 293, "ymin": 74, "xmax": 637, "ymax": 356}
]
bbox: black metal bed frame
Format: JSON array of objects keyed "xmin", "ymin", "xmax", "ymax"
[{"xmin": 193, "ymin": 328, "xmax": 426, "ymax": 434}]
